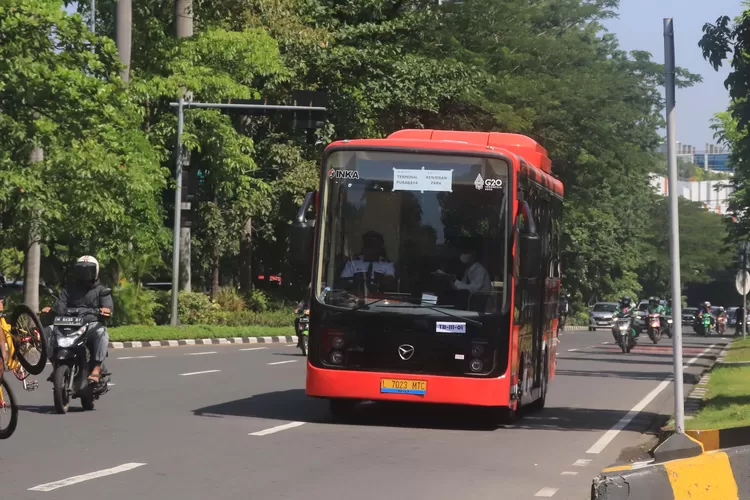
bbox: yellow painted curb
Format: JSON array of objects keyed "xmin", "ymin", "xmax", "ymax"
[{"xmin": 664, "ymin": 450, "xmax": 738, "ymax": 500}]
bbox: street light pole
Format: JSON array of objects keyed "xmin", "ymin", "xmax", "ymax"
[
  {"xmin": 664, "ymin": 18, "xmax": 685, "ymax": 434},
  {"xmin": 90, "ymin": 0, "xmax": 95, "ymax": 33}
]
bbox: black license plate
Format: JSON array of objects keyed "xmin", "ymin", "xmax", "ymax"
[{"xmin": 53, "ymin": 316, "xmax": 84, "ymax": 327}]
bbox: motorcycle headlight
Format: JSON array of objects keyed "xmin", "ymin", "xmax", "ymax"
[
  {"xmin": 619, "ymin": 324, "xmax": 629, "ymax": 331},
  {"xmin": 57, "ymin": 326, "xmax": 86, "ymax": 348}
]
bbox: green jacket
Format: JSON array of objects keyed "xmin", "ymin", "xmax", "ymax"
[{"xmin": 647, "ymin": 304, "xmax": 666, "ymax": 315}]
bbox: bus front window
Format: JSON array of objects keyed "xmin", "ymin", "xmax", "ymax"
[{"xmin": 315, "ymin": 150, "xmax": 509, "ymax": 314}]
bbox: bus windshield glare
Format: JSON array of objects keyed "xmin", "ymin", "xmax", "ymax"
[{"xmin": 315, "ymin": 150, "xmax": 509, "ymax": 316}]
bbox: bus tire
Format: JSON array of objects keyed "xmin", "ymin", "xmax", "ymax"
[
  {"xmin": 329, "ymin": 399, "xmax": 357, "ymax": 420},
  {"xmin": 529, "ymin": 354, "xmax": 548, "ymax": 412}
]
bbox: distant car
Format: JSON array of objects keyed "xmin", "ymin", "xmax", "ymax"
[
  {"xmin": 588, "ymin": 302, "xmax": 618, "ymax": 331},
  {"xmin": 682, "ymin": 307, "xmax": 698, "ymax": 325}
]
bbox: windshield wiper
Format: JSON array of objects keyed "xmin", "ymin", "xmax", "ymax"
[{"xmin": 375, "ymin": 303, "xmax": 483, "ymax": 327}]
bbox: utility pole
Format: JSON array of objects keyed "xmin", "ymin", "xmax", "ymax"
[
  {"xmin": 175, "ymin": 0, "xmax": 193, "ymax": 292},
  {"xmin": 114, "ymin": 0, "xmax": 132, "ymax": 82},
  {"xmin": 24, "ymin": 148, "xmax": 43, "ymax": 313},
  {"xmin": 664, "ymin": 18, "xmax": 685, "ymax": 434},
  {"xmin": 89, "ymin": 0, "xmax": 96, "ymax": 33}
]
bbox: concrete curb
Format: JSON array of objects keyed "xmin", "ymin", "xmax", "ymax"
[
  {"xmin": 108, "ymin": 335, "xmax": 297, "ymax": 349},
  {"xmin": 591, "ymin": 442, "xmax": 750, "ymax": 499}
]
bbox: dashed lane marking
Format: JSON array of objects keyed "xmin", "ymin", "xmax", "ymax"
[
  {"xmin": 534, "ymin": 487, "xmax": 559, "ymax": 497},
  {"xmin": 560, "ymin": 471, "xmax": 578, "ymax": 476},
  {"xmin": 186, "ymin": 351, "xmax": 217, "ymax": 356},
  {"xmin": 179, "ymin": 370, "xmax": 221, "ymax": 376},
  {"xmin": 117, "ymin": 356, "xmax": 156, "ymax": 360},
  {"xmin": 573, "ymin": 459, "xmax": 591, "ymax": 466},
  {"xmin": 240, "ymin": 347, "xmax": 266, "ymax": 351},
  {"xmin": 249, "ymin": 421, "xmax": 306, "ymax": 436},
  {"xmin": 268, "ymin": 360, "xmax": 298, "ymax": 366},
  {"xmin": 28, "ymin": 463, "xmax": 147, "ymax": 492}
]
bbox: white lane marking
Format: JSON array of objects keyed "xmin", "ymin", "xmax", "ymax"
[
  {"xmin": 249, "ymin": 421, "xmax": 306, "ymax": 436},
  {"xmin": 117, "ymin": 356, "xmax": 156, "ymax": 360},
  {"xmin": 179, "ymin": 370, "xmax": 221, "ymax": 376},
  {"xmin": 573, "ymin": 459, "xmax": 591, "ymax": 466},
  {"xmin": 240, "ymin": 347, "xmax": 266, "ymax": 351},
  {"xmin": 28, "ymin": 463, "xmax": 147, "ymax": 492},
  {"xmin": 186, "ymin": 351, "xmax": 217, "ymax": 356},
  {"xmin": 586, "ymin": 343, "xmax": 719, "ymax": 455},
  {"xmin": 535, "ymin": 488, "xmax": 559, "ymax": 497},
  {"xmin": 268, "ymin": 360, "xmax": 297, "ymax": 366},
  {"xmin": 567, "ymin": 348, "xmax": 579, "ymax": 352},
  {"xmin": 286, "ymin": 344, "xmax": 298, "ymax": 347},
  {"xmin": 46, "ymin": 362, "xmax": 51, "ymax": 366},
  {"xmin": 560, "ymin": 471, "xmax": 579, "ymax": 476},
  {"xmin": 107, "ymin": 383, "xmax": 115, "ymax": 387}
]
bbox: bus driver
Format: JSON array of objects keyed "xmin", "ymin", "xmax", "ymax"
[{"xmin": 340, "ymin": 230, "xmax": 396, "ymax": 290}]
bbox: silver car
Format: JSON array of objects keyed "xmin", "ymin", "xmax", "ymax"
[{"xmin": 589, "ymin": 302, "xmax": 619, "ymax": 331}]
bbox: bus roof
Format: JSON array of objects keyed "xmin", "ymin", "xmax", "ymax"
[{"xmin": 325, "ymin": 129, "xmax": 563, "ymax": 198}]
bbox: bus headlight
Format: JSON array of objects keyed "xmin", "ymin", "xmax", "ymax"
[
  {"xmin": 330, "ymin": 350, "xmax": 344, "ymax": 365},
  {"xmin": 470, "ymin": 359, "xmax": 483, "ymax": 373}
]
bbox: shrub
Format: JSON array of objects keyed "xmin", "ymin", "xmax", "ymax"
[
  {"xmin": 214, "ymin": 286, "xmax": 246, "ymax": 312},
  {"xmin": 208, "ymin": 310, "xmax": 294, "ymax": 328},
  {"xmin": 178, "ymin": 292, "xmax": 219, "ymax": 324},
  {"xmin": 112, "ymin": 281, "xmax": 158, "ymax": 326},
  {"xmin": 246, "ymin": 289, "xmax": 270, "ymax": 312}
]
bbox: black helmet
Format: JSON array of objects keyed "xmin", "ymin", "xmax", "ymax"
[
  {"xmin": 649, "ymin": 296, "xmax": 659, "ymax": 305},
  {"xmin": 620, "ymin": 296, "xmax": 632, "ymax": 306}
]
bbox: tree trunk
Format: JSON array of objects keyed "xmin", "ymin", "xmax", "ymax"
[
  {"xmin": 24, "ymin": 148, "xmax": 43, "ymax": 312},
  {"xmin": 114, "ymin": 0, "xmax": 132, "ymax": 82},
  {"xmin": 175, "ymin": 0, "xmax": 193, "ymax": 38},
  {"xmin": 210, "ymin": 251, "xmax": 220, "ymax": 300},
  {"xmin": 175, "ymin": 0, "xmax": 193, "ymax": 290},
  {"xmin": 239, "ymin": 217, "xmax": 253, "ymax": 292}
]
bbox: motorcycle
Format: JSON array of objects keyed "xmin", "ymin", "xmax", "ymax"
[
  {"xmin": 696, "ymin": 314, "xmax": 712, "ymax": 337},
  {"xmin": 646, "ymin": 313, "xmax": 662, "ymax": 344},
  {"xmin": 717, "ymin": 315, "xmax": 728, "ymax": 335},
  {"xmin": 48, "ymin": 307, "xmax": 111, "ymax": 414},
  {"xmin": 666, "ymin": 316, "xmax": 673, "ymax": 338},
  {"xmin": 294, "ymin": 306, "xmax": 309, "ymax": 356},
  {"xmin": 613, "ymin": 317, "xmax": 636, "ymax": 353}
]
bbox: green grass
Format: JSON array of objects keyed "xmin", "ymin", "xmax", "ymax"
[
  {"xmin": 687, "ymin": 338, "xmax": 750, "ymax": 430},
  {"xmin": 109, "ymin": 325, "xmax": 294, "ymax": 342}
]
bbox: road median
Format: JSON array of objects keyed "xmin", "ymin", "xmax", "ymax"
[
  {"xmin": 108, "ymin": 325, "xmax": 295, "ymax": 348},
  {"xmin": 591, "ymin": 437, "xmax": 750, "ymax": 499}
]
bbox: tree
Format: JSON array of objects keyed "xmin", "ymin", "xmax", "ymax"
[
  {"xmin": 699, "ymin": 10, "xmax": 750, "ymax": 237},
  {"xmin": 0, "ymin": 0, "xmax": 166, "ymax": 289}
]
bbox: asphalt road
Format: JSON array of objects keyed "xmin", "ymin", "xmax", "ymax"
[{"xmin": 0, "ymin": 329, "xmax": 728, "ymax": 500}]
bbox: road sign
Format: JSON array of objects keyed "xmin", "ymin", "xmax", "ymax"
[{"xmin": 736, "ymin": 270, "xmax": 750, "ymax": 295}]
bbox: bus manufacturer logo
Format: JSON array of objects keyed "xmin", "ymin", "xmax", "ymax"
[
  {"xmin": 398, "ymin": 344, "xmax": 415, "ymax": 360},
  {"xmin": 328, "ymin": 169, "xmax": 360, "ymax": 180}
]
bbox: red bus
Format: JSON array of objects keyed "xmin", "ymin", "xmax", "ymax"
[{"xmin": 292, "ymin": 129, "xmax": 564, "ymax": 421}]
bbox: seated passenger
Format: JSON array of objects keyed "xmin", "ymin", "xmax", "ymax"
[{"xmin": 340, "ymin": 231, "xmax": 395, "ymax": 290}]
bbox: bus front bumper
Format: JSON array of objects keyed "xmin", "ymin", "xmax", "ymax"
[{"xmin": 306, "ymin": 362, "xmax": 511, "ymax": 407}]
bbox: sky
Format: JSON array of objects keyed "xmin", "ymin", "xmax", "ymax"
[{"xmin": 604, "ymin": 0, "xmax": 744, "ymax": 150}]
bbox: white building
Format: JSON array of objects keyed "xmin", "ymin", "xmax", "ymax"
[{"xmin": 649, "ymin": 174, "xmax": 733, "ymax": 215}]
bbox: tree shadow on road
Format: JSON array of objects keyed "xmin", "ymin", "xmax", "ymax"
[{"xmin": 193, "ymin": 389, "xmax": 664, "ymax": 433}]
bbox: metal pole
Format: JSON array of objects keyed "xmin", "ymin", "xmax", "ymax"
[
  {"xmin": 90, "ymin": 0, "xmax": 95, "ymax": 33},
  {"xmin": 664, "ymin": 18, "xmax": 685, "ymax": 434},
  {"xmin": 170, "ymin": 98, "xmax": 184, "ymax": 327}
]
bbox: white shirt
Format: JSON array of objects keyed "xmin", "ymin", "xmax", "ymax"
[
  {"xmin": 341, "ymin": 257, "xmax": 395, "ymax": 279},
  {"xmin": 453, "ymin": 262, "xmax": 491, "ymax": 292}
]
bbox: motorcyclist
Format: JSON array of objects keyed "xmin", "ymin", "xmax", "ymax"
[
  {"xmin": 695, "ymin": 301, "xmax": 715, "ymax": 334},
  {"xmin": 646, "ymin": 296, "xmax": 666, "ymax": 330},
  {"xmin": 558, "ymin": 293, "xmax": 570, "ymax": 332},
  {"xmin": 716, "ymin": 306, "xmax": 728, "ymax": 333},
  {"xmin": 294, "ymin": 284, "xmax": 311, "ymax": 349},
  {"xmin": 42, "ymin": 256, "xmax": 113, "ymax": 384},
  {"xmin": 612, "ymin": 296, "xmax": 637, "ymax": 342},
  {"xmin": 665, "ymin": 299, "xmax": 672, "ymax": 317},
  {"xmin": 736, "ymin": 305, "xmax": 746, "ymax": 335}
]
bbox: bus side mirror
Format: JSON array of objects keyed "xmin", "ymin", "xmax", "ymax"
[
  {"xmin": 520, "ymin": 233, "xmax": 540, "ymax": 279},
  {"xmin": 290, "ymin": 192, "xmax": 316, "ymax": 271}
]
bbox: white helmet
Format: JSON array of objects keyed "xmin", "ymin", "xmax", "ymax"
[{"xmin": 74, "ymin": 255, "xmax": 99, "ymax": 284}]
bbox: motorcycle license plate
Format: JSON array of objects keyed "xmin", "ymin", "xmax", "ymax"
[
  {"xmin": 53, "ymin": 316, "xmax": 84, "ymax": 327},
  {"xmin": 380, "ymin": 378, "xmax": 427, "ymax": 396}
]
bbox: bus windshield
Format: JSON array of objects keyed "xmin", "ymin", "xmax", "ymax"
[{"xmin": 315, "ymin": 150, "xmax": 509, "ymax": 315}]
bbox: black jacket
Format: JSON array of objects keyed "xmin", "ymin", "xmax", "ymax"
[{"xmin": 52, "ymin": 281, "xmax": 114, "ymax": 317}]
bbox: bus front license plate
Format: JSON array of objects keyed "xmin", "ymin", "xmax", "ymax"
[{"xmin": 380, "ymin": 378, "xmax": 427, "ymax": 396}]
